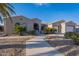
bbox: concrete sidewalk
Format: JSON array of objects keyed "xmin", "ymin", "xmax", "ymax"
[{"xmin": 26, "ymin": 36, "xmax": 64, "ymax": 56}]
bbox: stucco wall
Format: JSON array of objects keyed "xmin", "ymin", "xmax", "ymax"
[
  {"xmin": 53, "ymin": 21, "xmax": 76, "ymax": 33},
  {"xmin": 4, "ymin": 16, "xmax": 41, "ymax": 35},
  {"xmin": 61, "ymin": 22, "xmax": 66, "ymax": 33},
  {"xmin": 48, "ymin": 24, "xmax": 53, "ymax": 28},
  {"xmin": 31, "ymin": 18, "xmax": 41, "ymax": 31}
]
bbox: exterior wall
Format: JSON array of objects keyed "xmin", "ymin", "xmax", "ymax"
[
  {"xmin": 53, "ymin": 25, "xmax": 61, "ymax": 33},
  {"xmin": 53, "ymin": 26, "xmax": 59, "ymax": 33},
  {"xmin": 4, "ymin": 16, "xmax": 41, "ymax": 35},
  {"xmin": 48, "ymin": 24, "xmax": 53, "ymax": 28},
  {"xmin": 61, "ymin": 22, "xmax": 66, "ymax": 33},
  {"xmin": 31, "ymin": 18, "xmax": 41, "ymax": 31},
  {"xmin": 52, "ymin": 23, "xmax": 61, "ymax": 33},
  {"xmin": 52, "ymin": 21, "xmax": 76, "ymax": 33}
]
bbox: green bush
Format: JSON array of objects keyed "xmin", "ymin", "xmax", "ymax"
[
  {"xmin": 14, "ymin": 25, "xmax": 27, "ymax": 35},
  {"xmin": 70, "ymin": 33, "xmax": 79, "ymax": 45},
  {"xmin": 64, "ymin": 32, "xmax": 79, "ymax": 45},
  {"xmin": 44, "ymin": 28, "xmax": 57, "ymax": 34},
  {"xmin": 28, "ymin": 30, "xmax": 36, "ymax": 35},
  {"xmin": 64, "ymin": 32, "xmax": 76, "ymax": 39},
  {"xmin": 51, "ymin": 28, "xmax": 57, "ymax": 33}
]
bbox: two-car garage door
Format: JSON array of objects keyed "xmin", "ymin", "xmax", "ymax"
[{"xmin": 66, "ymin": 26, "xmax": 74, "ymax": 32}]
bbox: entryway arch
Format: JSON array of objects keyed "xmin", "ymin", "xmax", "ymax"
[{"xmin": 33, "ymin": 23, "xmax": 39, "ymax": 31}]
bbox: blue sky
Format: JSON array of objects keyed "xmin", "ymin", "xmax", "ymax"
[{"xmin": 12, "ymin": 3, "xmax": 79, "ymax": 23}]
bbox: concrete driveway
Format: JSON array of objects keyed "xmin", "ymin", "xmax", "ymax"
[{"xmin": 26, "ymin": 36, "xmax": 64, "ymax": 56}]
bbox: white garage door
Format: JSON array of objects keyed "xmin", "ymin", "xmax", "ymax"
[{"xmin": 66, "ymin": 26, "xmax": 74, "ymax": 32}]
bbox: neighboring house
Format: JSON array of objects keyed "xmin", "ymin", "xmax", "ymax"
[
  {"xmin": 3, "ymin": 16, "xmax": 41, "ymax": 35},
  {"xmin": 48, "ymin": 20, "xmax": 76, "ymax": 33}
]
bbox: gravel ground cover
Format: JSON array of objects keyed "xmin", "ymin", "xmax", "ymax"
[
  {"xmin": 0, "ymin": 36, "xmax": 34, "ymax": 56},
  {"xmin": 45, "ymin": 36, "xmax": 79, "ymax": 56}
]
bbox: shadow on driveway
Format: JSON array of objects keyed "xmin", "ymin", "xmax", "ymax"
[
  {"xmin": 0, "ymin": 44, "xmax": 26, "ymax": 49},
  {"xmin": 26, "ymin": 41, "xmax": 52, "ymax": 49}
]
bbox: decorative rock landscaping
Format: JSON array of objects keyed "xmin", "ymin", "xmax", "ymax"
[
  {"xmin": 46, "ymin": 35, "xmax": 79, "ymax": 56},
  {"xmin": 0, "ymin": 36, "xmax": 34, "ymax": 56}
]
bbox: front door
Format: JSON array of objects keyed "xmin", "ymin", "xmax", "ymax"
[{"xmin": 33, "ymin": 23, "xmax": 39, "ymax": 31}]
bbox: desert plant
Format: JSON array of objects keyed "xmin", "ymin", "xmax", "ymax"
[
  {"xmin": 14, "ymin": 25, "xmax": 26, "ymax": 35},
  {"xmin": 0, "ymin": 3, "xmax": 15, "ymax": 21},
  {"xmin": 51, "ymin": 28, "xmax": 57, "ymax": 33},
  {"xmin": 44, "ymin": 27, "xmax": 57, "ymax": 34},
  {"xmin": 28, "ymin": 30, "xmax": 36, "ymax": 35},
  {"xmin": 70, "ymin": 33, "xmax": 79, "ymax": 45},
  {"xmin": 64, "ymin": 32, "xmax": 79, "ymax": 45},
  {"xmin": 64, "ymin": 32, "xmax": 76, "ymax": 39}
]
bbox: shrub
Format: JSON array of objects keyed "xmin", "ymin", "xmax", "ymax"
[
  {"xmin": 44, "ymin": 28, "xmax": 50, "ymax": 34},
  {"xmin": 64, "ymin": 32, "xmax": 79, "ymax": 45},
  {"xmin": 70, "ymin": 33, "xmax": 79, "ymax": 45},
  {"xmin": 44, "ymin": 28, "xmax": 57, "ymax": 34},
  {"xmin": 28, "ymin": 30, "xmax": 36, "ymax": 35},
  {"xmin": 64, "ymin": 32, "xmax": 76, "ymax": 39},
  {"xmin": 14, "ymin": 25, "xmax": 27, "ymax": 35},
  {"xmin": 51, "ymin": 28, "xmax": 57, "ymax": 33}
]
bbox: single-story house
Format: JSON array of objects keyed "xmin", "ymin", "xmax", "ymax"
[
  {"xmin": 48, "ymin": 20, "xmax": 77, "ymax": 33},
  {"xmin": 3, "ymin": 16, "xmax": 41, "ymax": 35},
  {"xmin": 0, "ymin": 17, "xmax": 79, "ymax": 35}
]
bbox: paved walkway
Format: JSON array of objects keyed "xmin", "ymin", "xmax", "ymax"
[{"xmin": 26, "ymin": 36, "xmax": 64, "ymax": 56}]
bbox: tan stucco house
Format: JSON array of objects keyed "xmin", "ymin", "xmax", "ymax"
[
  {"xmin": 3, "ymin": 16, "xmax": 41, "ymax": 35},
  {"xmin": 48, "ymin": 20, "xmax": 77, "ymax": 33},
  {"xmin": 0, "ymin": 17, "xmax": 79, "ymax": 35}
]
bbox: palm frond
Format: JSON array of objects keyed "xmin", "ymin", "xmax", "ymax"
[{"xmin": 0, "ymin": 3, "xmax": 15, "ymax": 22}]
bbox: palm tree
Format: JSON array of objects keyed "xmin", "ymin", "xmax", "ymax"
[{"xmin": 0, "ymin": 3, "xmax": 15, "ymax": 22}]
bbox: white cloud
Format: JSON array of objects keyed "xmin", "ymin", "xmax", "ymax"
[{"xmin": 34, "ymin": 3, "xmax": 49, "ymax": 6}]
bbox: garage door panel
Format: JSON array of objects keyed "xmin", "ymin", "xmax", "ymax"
[{"xmin": 66, "ymin": 26, "xmax": 74, "ymax": 32}]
